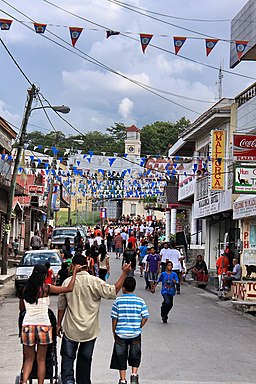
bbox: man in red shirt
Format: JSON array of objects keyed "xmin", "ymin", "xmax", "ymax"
[
  {"xmin": 216, "ymin": 252, "xmax": 229, "ymax": 290},
  {"xmin": 128, "ymin": 232, "xmax": 137, "ymax": 250}
]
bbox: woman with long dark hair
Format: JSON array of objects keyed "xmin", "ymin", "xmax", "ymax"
[
  {"xmin": 19, "ymin": 263, "xmax": 81, "ymax": 384},
  {"xmin": 98, "ymin": 240, "xmax": 110, "ymax": 281}
]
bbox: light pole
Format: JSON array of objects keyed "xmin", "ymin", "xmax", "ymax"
[{"xmin": 1, "ymin": 84, "xmax": 70, "ymax": 275}]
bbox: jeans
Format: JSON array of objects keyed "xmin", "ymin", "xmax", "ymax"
[
  {"xmin": 161, "ymin": 293, "xmax": 174, "ymax": 320},
  {"xmin": 61, "ymin": 334, "xmax": 96, "ymax": 384}
]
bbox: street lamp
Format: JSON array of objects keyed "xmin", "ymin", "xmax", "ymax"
[
  {"xmin": 1, "ymin": 84, "xmax": 70, "ymax": 275},
  {"xmin": 31, "ymin": 105, "xmax": 71, "ymax": 114}
]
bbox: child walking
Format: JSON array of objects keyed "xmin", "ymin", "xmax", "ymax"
[
  {"xmin": 157, "ymin": 260, "xmax": 179, "ymax": 323},
  {"xmin": 110, "ymin": 277, "xmax": 149, "ymax": 384}
]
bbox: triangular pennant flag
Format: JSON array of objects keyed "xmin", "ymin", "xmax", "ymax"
[
  {"xmin": 108, "ymin": 158, "xmax": 117, "ymax": 167},
  {"xmin": 123, "ymin": 154, "xmax": 128, "ymax": 158},
  {"xmin": 77, "ymin": 160, "xmax": 81, "ymax": 166},
  {"xmin": 0, "ymin": 19, "xmax": 12, "ymax": 30},
  {"xmin": 140, "ymin": 34, "xmax": 153, "ymax": 53},
  {"xmin": 34, "ymin": 23, "xmax": 47, "ymax": 34},
  {"xmin": 69, "ymin": 27, "xmax": 83, "ymax": 47},
  {"xmin": 106, "ymin": 30, "xmax": 120, "ymax": 39},
  {"xmin": 205, "ymin": 39, "xmax": 219, "ymax": 56},
  {"xmin": 88, "ymin": 151, "xmax": 94, "ymax": 157},
  {"xmin": 235, "ymin": 40, "xmax": 248, "ymax": 60},
  {"xmin": 173, "ymin": 36, "xmax": 187, "ymax": 55}
]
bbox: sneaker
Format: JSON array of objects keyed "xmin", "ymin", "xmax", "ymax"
[
  {"xmin": 119, "ymin": 380, "xmax": 127, "ymax": 384},
  {"xmin": 130, "ymin": 374, "xmax": 139, "ymax": 384},
  {"xmin": 162, "ymin": 317, "xmax": 168, "ymax": 323}
]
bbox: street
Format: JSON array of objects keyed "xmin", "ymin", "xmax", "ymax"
[{"xmin": 0, "ymin": 254, "xmax": 256, "ymax": 384}]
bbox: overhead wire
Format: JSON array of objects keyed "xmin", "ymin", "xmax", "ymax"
[
  {"xmin": 39, "ymin": 0, "xmax": 256, "ymax": 82},
  {"xmin": 105, "ymin": 0, "xmax": 231, "ymax": 22},
  {"xmin": 0, "ymin": 5, "xmax": 204, "ymax": 115}
]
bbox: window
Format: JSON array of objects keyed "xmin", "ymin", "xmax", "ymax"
[{"xmin": 130, "ymin": 203, "xmax": 136, "ymax": 216}]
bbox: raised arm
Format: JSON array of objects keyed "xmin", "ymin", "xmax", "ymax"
[
  {"xmin": 49, "ymin": 265, "xmax": 82, "ymax": 294},
  {"xmin": 114, "ymin": 263, "xmax": 131, "ymax": 293}
]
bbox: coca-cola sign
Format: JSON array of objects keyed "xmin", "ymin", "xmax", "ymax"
[{"xmin": 233, "ymin": 134, "xmax": 256, "ymax": 161}]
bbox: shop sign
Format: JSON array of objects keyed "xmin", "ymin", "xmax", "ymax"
[
  {"xmin": 234, "ymin": 164, "xmax": 256, "ymax": 194},
  {"xmin": 232, "ymin": 281, "xmax": 256, "ymax": 301},
  {"xmin": 194, "ymin": 193, "xmax": 219, "ymax": 218},
  {"xmin": 233, "ymin": 196, "xmax": 256, "ymax": 219},
  {"xmin": 28, "ymin": 185, "xmax": 44, "ymax": 195},
  {"xmin": 243, "ymin": 249, "xmax": 256, "ymax": 264},
  {"xmin": 233, "ymin": 133, "xmax": 256, "ymax": 161},
  {"xmin": 210, "ymin": 130, "xmax": 226, "ymax": 191}
]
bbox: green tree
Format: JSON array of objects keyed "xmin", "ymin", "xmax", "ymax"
[{"xmin": 140, "ymin": 118, "xmax": 190, "ymax": 156}]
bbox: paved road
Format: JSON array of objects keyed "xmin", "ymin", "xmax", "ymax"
[{"xmin": 0, "ymin": 253, "xmax": 256, "ymax": 384}]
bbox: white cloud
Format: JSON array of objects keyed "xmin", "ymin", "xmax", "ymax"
[
  {"xmin": 118, "ymin": 97, "xmax": 134, "ymax": 119},
  {"xmin": 0, "ymin": 0, "xmax": 253, "ymax": 135}
]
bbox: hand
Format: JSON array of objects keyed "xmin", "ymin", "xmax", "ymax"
[
  {"xmin": 57, "ymin": 325, "xmax": 63, "ymax": 338},
  {"xmin": 73, "ymin": 264, "xmax": 83, "ymax": 273},
  {"xmin": 122, "ymin": 262, "xmax": 131, "ymax": 273}
]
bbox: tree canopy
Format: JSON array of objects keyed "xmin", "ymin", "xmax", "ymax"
[{"xmin": 26, "ymin": 117, "xmax": 190, "ymax": 157}]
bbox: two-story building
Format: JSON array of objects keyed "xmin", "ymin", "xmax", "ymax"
[{"xmin": 169, "ymin": 99, "xmax": 240, "ymax": 269}]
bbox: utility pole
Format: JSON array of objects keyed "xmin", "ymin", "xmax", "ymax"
[
  {"xmin": 1, "ymin": 85, "xmax": 37, "ymax": 275},
  {"xmin": 46, "ymin": 132, "xmax": 58, "ymax": 231}
]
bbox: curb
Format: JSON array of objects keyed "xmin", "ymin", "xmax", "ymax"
[{"xmin": 0, "ymin": 273, "xmax": 14, "ymax": 286}]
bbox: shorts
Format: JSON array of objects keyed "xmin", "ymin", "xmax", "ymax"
[
  {"xmin": 139, "ymin": 256, "xmax": 144, "ymax": 266},
  {"xmin": 148, "ymin": 272, "xmax": 158, "ymax": 282},
  {"xmin": 21, "ymin": 325, "xmax": 53, "ymax": 346},
  {"xmin": 116, "ymin": 247, "xmax": 122, "ymax": 254},
  {"xmin": 110, "ymin": 334, "xmax": 141, "ymax": 370}
]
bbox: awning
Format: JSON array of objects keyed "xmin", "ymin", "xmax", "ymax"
[
  {"xmin": 168, "ymin": 138, "xmax": 195, "ymax": 157},
  {"xmin": 233, "ymin": 194, "xmax": 256, "ymax": 220}
]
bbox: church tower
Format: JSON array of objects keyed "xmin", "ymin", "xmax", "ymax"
[{"xmin": 124, "ymin": 125, "xmax": 141, "ymax": 157}]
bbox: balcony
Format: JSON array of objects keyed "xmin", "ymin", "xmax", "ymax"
[{"xmin": 178, "ymin": 176, "xmax": 195, "ymax": 201}]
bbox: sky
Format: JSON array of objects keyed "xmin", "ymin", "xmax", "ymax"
[{"xmin": 0, "ymin": 0, "xmax": 254, "ymax": 138}]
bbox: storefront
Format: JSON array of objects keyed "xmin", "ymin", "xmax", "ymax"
[{"xmin": 233, "ymin": 195, "xmax": 256, "ymax": 271}]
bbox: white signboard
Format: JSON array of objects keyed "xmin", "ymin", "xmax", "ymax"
[
  {"xmin": 233, "ymin": 196, "xmax": 256, "ymax": 220},
  {"xmin": 243, "ymin": 249, "xmax": 256, "ymax": 265}
]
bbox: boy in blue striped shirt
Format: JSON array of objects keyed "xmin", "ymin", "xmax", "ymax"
[{"xmin": 110, "ymin": 277, "xmax": 149, "ymax": 384}]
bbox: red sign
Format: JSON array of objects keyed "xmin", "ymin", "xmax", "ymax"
[
  {"xmin": 233, "ymin": 134, "xmax": 256, "ymax": 161},
  {"xmin": 28, "ymin": 185, "xmax": 44, "ymax": 195}
]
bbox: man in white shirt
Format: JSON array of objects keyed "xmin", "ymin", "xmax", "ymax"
[
  {"xmin": 160, "ymin": 242, "xmax": 172, "ymax": 272},
  {"xmin": 167, "ymin": 241, "xmax": 182, "ymax": 294}
]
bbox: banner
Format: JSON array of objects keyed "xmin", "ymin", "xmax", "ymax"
[
  {"xmin": 210, "ymin": 130, "xmax": 226, "ymax": 191},
  {"xmin": 100, "ymin": 207, "xmax": 107, "ymax": 219},
  {"xmin": 205, "ymin": 39, "xmax": 219, "ymax": 56},
  {"xmin": 34, "ymin": 23, "xmax": 47, "ymax": 34},
  {"xmin": 173, "ymin": 36, "xmax": 187, "ymax": 55},
  {"xmin": 106, "ymin": 30, "xmax": 120, "ymax": 38},
  {"xmin": 140, "ymin": 34, "xmax": 153, "ymax": 53},
  {"xmin": 0, "ymin": 19, "xmax": 12, "ymax": 30},
  {"xmin": 233, "ymin": 133, "xmax": 256, "ymax": 161},
  {"xmin": 69, "ymin": 27, "xmax": 83, "ymax": 47},
  {"xmin": 235, "ymin": 40, "xmax": 248, "ymax": 60}
]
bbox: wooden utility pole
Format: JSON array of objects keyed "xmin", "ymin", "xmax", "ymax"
[{"xmin": 1, "ymin": 85, "xmax": 37, "ymax": 275}]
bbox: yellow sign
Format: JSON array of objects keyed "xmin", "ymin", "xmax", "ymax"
[{"xmin": 210, "ymin": 130, "xmax": 225, "ymax": 190}]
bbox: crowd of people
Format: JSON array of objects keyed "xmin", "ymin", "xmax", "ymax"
[{"xmin": 20, "ymin": 219, "xmax": 243, "ymax": 384}]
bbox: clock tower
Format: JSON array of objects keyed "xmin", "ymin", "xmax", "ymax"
[{"xmin": 125, "ymin": 125, "xmax": 141, "ymax": 157}]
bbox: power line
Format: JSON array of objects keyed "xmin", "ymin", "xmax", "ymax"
[{"xmin": 106, "ymin": 0, "xmax": 231, "ymax": 23}]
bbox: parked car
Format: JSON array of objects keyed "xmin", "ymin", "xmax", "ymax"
[
  {"xmin": 50, "ymin": 226, "xmax": 86, "ymax": 249},
  {"xmin": 15, "ymin": 249, "xmax": 62, "ymax": 295}
]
